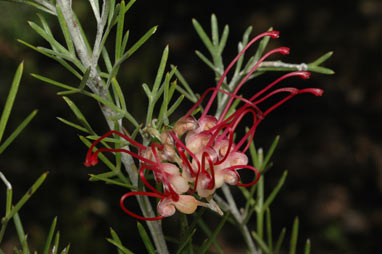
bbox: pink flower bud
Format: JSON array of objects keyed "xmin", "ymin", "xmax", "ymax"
[{"xmin": 185, "ymin": 132, "xmax": 211, "ymax": 154}]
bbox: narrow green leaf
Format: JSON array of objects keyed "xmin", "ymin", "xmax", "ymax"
[
  {"xmin": 107, "ymin": 0, "xmax": 116, "ymax": 26},
  {"xmin": 307, "ymin": 65, "xmax": 335, "ymax": 75},
  {"xmin": 199, "ymin": 212, "xmax": 229, "ymax": 254},
  {"xmin": 274, "ymin": 228, "xmax": 286, "ymax": 254},
  {"xmin": 251, "ymin": 231, "xmax": 270, "ymax": 254},
  {"xmin": 121, "ymin": 30, "xmax": 130, "ymax": 55},
  {"xmin": 18, "ymin": 39, "xmax": 81, "ymax": 79},
  {"xmin": 102, "ymin": 47, "xmax": 113, "ymax": 73},
  {"xmin": 52, "ymin": 231, "xmax": 60, "ymax": 254},
  {"xmin": 0, "ymin": 110, "xmax": 38, "ymax": 155},
  {"xmin": 218, "ymin": 25, "xmax": 229, "ymax": 54},
  {"xmin": 211, "ymin": 14, "xmax": 219, "ymax": 46},
  {"xmin": 192, "ymin": 18, "xmax": 214, "ymax": 54},
  {"xmin": 6, "ymin": 172, "xmax": 48, "ymax": 221},
  {"xmin": 266, "ymin": 208, "xmax": 273, "ymax": 253},
  {"xmin": 60, "ymin": 244, "xmax": 70, "ymax": 254},
  {"xmin": 248, "ymin": 136, "xmax": 259, "ymax": 169},
  {"xmin": 88, "ymin": 174, "xmax": 136, "ymax": 189},
  {"xmin": 304, "ymin": 239, "xmax": 311, "ymax": 254},
  {"xmin": 152, "ymin": 45, "xmax": 169, "ymax": 94},
  {"xmin": 62, "ymin": 96, "xmax": 94, "ymax": 133},
  {"xmin": 43, "ymin": 217, "xmax": 57, "ymax": 254},
  {"xmin": 111, "ymin": 78, "xmax": 127, "ymax": 112},
  {"xmin": 36, "ymin": 47, "xmax": 84, "ymax": 72},
  {"xmin": 195, "ymin": 50, "xmax": 217, "ymax": 73},
  {"xmin": 115, "ymin": 0, "xmax": 125, "ymax": 61},
  {"xmin": 79, "ymin": 67, "xmax": 91, "ymax": 91},
  {"xmin": 262, "ymin": 135, "xmax": 279, "ymax": 170},
  {"xmin": 166, "ymin": 94, "xmax": 184, "ymax": 118},
  {"xmin": 56, "ymin": 117, "xmax": 89, "ymax": 134},
  {"xmin": 263, "ymin": 170, "xmax": 287, "ymax": 210},
  {"xmin": 106, "ymin": 26, "xmax": 157, "ymax": 89},
  {"xmin": 13, "ymin": 212, "xmax": 28, "ymax": 254},
  {"xmin": 36, "ymin": 13, "xmax": 57, "ymax": 51},
  {"xmin": 311, "ymin": 51, "xmax": 333, "ymax": 66},
  {"xmin": 106, "ymin": 238, "xmax": 135, "ymax": 254},
  {"xmin": 289, "ymin": 217, "xmax": 299, "ymax": 254},
  {"xmin": 56, "ymin": 4, "xmax": 75, "ymax": 55},
  {"xmin": 171, "ymin": 65, "xmax": 197, "ymax": 102},
  {"xmin": 176, "ymin": 228, "xmax": 196, "ymax": 254},
  {"xmin": 110, "ymin": 228, "xmax": 123, "ymax": 254},
  {"xmin": 31, "ymin": 74, "xmax": 76, "ymax": 91},
  {"xmin": 0, "ymin": 62, "xmax": 23, "ymax": 144},
  {"xmin": 28, "ymin": 21, "xmax": 69, "ymax": 55},
  {"xmin": 137, "ymin": 222, "xmax": 155, "ymax": 254}
]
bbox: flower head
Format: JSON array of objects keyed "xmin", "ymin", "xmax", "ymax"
[{"xmin": 84, "ymin": 30, "xmax": 323, "ymax": 220}]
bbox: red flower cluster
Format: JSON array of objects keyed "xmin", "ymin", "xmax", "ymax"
[{"xmin": 84, "ymin": 31, "xmax": 323, "ymax": 220}]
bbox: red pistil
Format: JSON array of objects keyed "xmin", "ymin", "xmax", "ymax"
[{"xmin": 120, "ymin": 191, "xmax": 165, "ymax": 221}]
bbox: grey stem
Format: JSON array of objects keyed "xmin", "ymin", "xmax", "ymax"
[
  {"xmin": 56, "ymin": 1, "xmax": 169, "ymax": 253},
  {"xmin": 222, "ymin": 185, "xmax": 258, "ymax": 254}
]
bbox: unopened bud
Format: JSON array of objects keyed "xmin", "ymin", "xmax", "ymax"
[
  {"xmin": 174, "ymin": 195, "xmax": 198, "ymax": 214},
  {"xmin": 173, "ymin": 116, "xmax": 199, "ymax": 137}
]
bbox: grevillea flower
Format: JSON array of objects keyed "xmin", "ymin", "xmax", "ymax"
[{"xmin": 84, "ymin": 30, "xmax": 323, "ymax": 220}]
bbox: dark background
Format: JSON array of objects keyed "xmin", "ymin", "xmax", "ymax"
[{"xmin": 0, "ymin": 0, "xmax": 380, "ymax": 253}]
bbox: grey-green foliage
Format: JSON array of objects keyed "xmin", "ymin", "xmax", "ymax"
[
  {"xmin": 1, "ymin": 0, "xmax": 333, "ymax": 253},
  {"xmin": 0, "ymin": 63, "xmax": 67, "ymax": 253}
]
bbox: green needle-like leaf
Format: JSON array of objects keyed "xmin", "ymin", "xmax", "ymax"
[
  {"xmin": 62, "ymin": 96, "xmax": 94, "ymax": 133},
  {"xmin": 290, "ymin": 217, "xmax": 299, "ymax": 254},
  {"xmin": 55, "ymin": 4, "xmax": 75, "ymax": 55},
  {"xmin": 176, "ymin": 228, "xmax": 196, "ymax": 254},
  {"xmin": 262, "ymin": 135, "xmax": 279, "ymax": 170},
  {"xmin": 0, "ymin": 109, "xmax": 38, "ymax": 155},
  {"xmin": 56, "ymin": 117, "xmax": 89, "ymax": 134},
  {"xmin": 43, "ymin": 217, "xmax": 57, "ymax": 254},
  {"xmin": 31, "ymin": 73, "xmax": 76, "ymax": 91},
  {"xmin": 137, "ymin": 222, "xmax": 155, "ymax": 254},
  {"xmin": 6, "ymin": 172, "xmax": 48, "ymax": 222},
  {"xmin": 115, "ymin": 0, "xmax": 125, "ymax": 61},
  {"xmin": 192, "ymin": 18, "xmax": 214, "ymax": 54},
  {"xmin": 251, "ymin": 230, "xmax": 270, "ymax": 254},
  {"xmin": 311, "ymin": 51, "xmax": 333, "ymax": 66},
  {"xmin": 263, "ymin": 170, "xmax": 288, "ymax": 210},
  {"xmin": 275, "ymin": 227, "xmax": 286, "ymax": 254},
  {"xmin": 304, "ymin": 239, "xmax": 311, "ymax": 254},
  {"xmin": 88, "ymin": 174, "xmax": 136, "ymax": 189},
  {"xmin": 28, "ymin": 21, "xmax": 69, "ymax": 55},
  {"xmin": 78, "ymin": 67, "xmax": 91, "ymax": 91},
  {"xmin": 199, "ymin": 212, "xmax": 229, "ymax": 254},
  {"xmin": 266, "ymin": 208, "xmax": 273, "ymax": 253},
  {"xmin": 0, "ymin": 62, "xmax": 23, "ymax": 144},
  {"xmin": 13, "ymin": 212, "xmax": 28, "ymax": 254},
  {"xmin": 106, "ymin": 238, "xmax": 135, "ymax": 254},
  {"xmin": 52, "ymin": 231, "xmax": 60, "ymax": 254},
  {"xmin": 211, "ymin": 14, "xmax": 219, "ymax": 47}
]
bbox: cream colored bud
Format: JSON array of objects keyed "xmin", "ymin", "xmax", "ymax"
[
  {"xmin": 223, "ymin": 170, "xmax": 239, "ymax": 185},
  {"xmin": 174, "ymin": 195, "xmax": 198, "ymax": 214},
  {"xmin": 170, "ymin": 175, "xmax": 189, "ymax": 194},
  {"xmin": 173, "ymin": 116, "xmax": 199, "ymax": 137},
  {"xmin": 162, "ymin": 163, "xmax": 180, "ymax": 175},
  {"xmin": 198, "ymin": 115, "xmax": 218, "ymax": 132},
  {"xmin": 228, "ymin": 152, "xmax": 248, "ymax": 166},
  {"xmin": 185, "ymin": 132, "xmax": 211, "ymax": 154}
]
